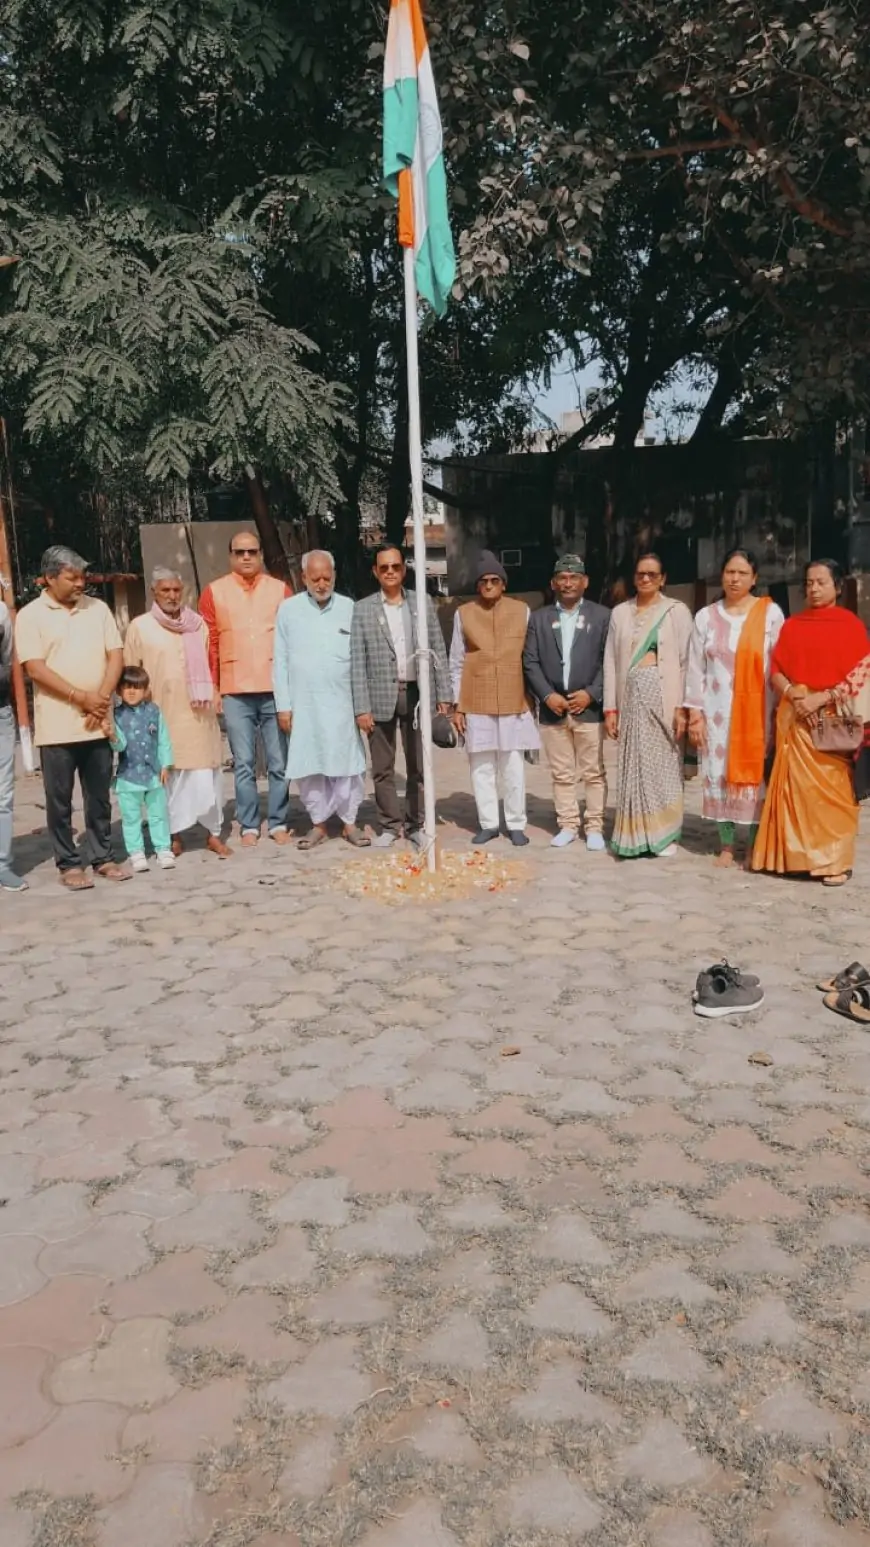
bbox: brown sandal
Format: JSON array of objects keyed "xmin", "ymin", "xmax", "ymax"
[
  {"xmin": 297, "ymin": 829, "xmax": 327, "ymax": 850},
  {"xmin": 60, "ymin": 869, "xmax": 95, "ymax": 891},
  {"xmin": 823, "ymin": 986, "xmax": 870, "ymax": 1024},
  {"xmin": 93, "ymin": 862, "xmax": 132, "ymax": 882},
  {"xmin": 817, "ymin": 961, "xmax": 870, "ymax": 993}
]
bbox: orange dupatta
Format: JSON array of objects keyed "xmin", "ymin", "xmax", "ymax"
[{"xmin": 726, "ymin": 596, "xmax": 771, "ymax": 788}]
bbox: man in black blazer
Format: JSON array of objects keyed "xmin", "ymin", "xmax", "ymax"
[{"xmin": 523, "ymin": 555, "xmax": 610, "ymax": 851}]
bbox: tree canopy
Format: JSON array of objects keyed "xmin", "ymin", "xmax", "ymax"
[{"xmin": 1, "ymin": 0, "xmax": 868, "ymax": 576}]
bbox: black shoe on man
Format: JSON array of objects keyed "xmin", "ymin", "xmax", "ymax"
[{"xmin": 472, "ymin": 828, "xmax": 500, "ymax": 845}]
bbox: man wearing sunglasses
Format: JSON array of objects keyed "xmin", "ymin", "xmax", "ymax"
[
  {"xmin": 350, "ymin": 544, "xmax": 452, "ymax": 847},
  {"xmin": 199, "ymin": 534, "xmax": 293, "ymax": 847}
]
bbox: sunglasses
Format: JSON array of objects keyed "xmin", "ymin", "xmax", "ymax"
[
  {"xmin": 377, "ymin": 562, "xmax": 403, "ymax": 572},
  {"xmin": 232, "ymin": 547, "xmax": 261, "ymax": 557},
  {"xmin": 635, "ymin": 570, "xmax": 662, "ymax": 580}
]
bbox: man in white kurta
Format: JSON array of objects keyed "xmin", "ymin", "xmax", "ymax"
[
  {"xmin": 124, "ymin": 569, "xmax": 231, "ymax": 858},
  {"xmin": 273, "ymin": 551, "xmax": 369, "ymax": 849}
]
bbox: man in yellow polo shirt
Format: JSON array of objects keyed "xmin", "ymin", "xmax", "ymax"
[{"xmin": 16, "ymin": 546, "xmax": 130, "ymax": 890}]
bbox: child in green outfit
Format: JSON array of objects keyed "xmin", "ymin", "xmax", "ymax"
[{"xmin": 107, "ymin": 665, "xmax": 175, "ymax": 873}]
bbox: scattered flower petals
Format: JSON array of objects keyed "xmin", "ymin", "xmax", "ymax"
[{"xmin": 335, "ymin": 848, "xmax": 528, "ymax": 905}]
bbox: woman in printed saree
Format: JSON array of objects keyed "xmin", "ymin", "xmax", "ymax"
[
  {"xmin": 684, "ymin": 549, "xmax": 784, "ymax": 868},
  {"xmin": 603, "ymin": 553, "xmax": 693, "ymax": 857},
  {"xmin": 751, "ymin": 558, "xmax": 869, "ymax": 887}
]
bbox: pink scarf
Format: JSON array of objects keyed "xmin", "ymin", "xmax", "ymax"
[{"xmin": 150, "ymin": 603, "xmax": 214, "ymax": 706}]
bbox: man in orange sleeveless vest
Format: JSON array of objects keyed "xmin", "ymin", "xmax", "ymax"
[
  {"xmin": 199, "ymin": 534, "xmax": 293, "ymax": 846},
  {"xmin": 450, "ymin": 551, "xmax": 540, "ymax": 845}
]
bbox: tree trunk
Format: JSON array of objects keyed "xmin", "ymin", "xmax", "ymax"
[
  {"xmin": 691, "ymin": 345, "xmax": 744, "ymax": 443},
  {"xmin": 244, "ymin": 469, "xmax": 292, "ymax": 585}
]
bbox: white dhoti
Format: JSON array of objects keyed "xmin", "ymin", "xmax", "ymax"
[
  {"xmin": 297, "ymin": 774, "xmax": 364, "ymax": 827},
  {"xmin": 167, "ymin": 769, "xmax": 224, "ymax": 837}
]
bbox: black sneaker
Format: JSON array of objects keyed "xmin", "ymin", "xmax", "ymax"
[
  {"xmin": 692, "ymin": 960, "xmax": 760, "ymax": 1002},
  {"xmin": 694, "ymin": 963, "xmax": 764, "ymax": 1018}
]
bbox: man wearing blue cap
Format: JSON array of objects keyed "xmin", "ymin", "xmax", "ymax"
[{"xmin": 523, "ymin": 554, "xmax": 610, "ymax": 850}]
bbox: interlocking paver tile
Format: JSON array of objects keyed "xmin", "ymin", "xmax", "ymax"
[
  {"xmin": 0, "ymin": 1236, "xmax": 46, "ymax": 1307},
  {"xmin": 525, "ymin": 1284, "xmax": 614, "ymax": 1339},
  {"xmin": 174, "ymin": 1291, "xmax": 303, "ymax": 1364},
  {"xmin": 752, "ymin": 1482, "xmax": 870, "ymax": 1546},
  {"xmin": 511, "ymin": 1360, "xmax": 622, "ymax": 1425},
  {"xmin": 38, "ymin": 1215, "xmax": 152, "ymax": 1280},
  {"xmin": 97, "ymin": 1462, "xmax": 210, "ymax": 1547},
  {"xmin": 230, "ymin": 1228, "xmax": 317, "ymax": 1290},
  {"xmin": 358, "ymin": 1498, "xmax": 462, "ymax": 1547},
  {"xmin": 107, "ymin": 1249, "xmax": 225, "ymax": 1319},
  {"xmin": 333, "ymin": 1204, "xmax": 432, "ymax": 1257},
  {"xmin": 752, "ymin": 1383, "xmax": 850, "ymax": 1447},
  {"xmin": 646, "ymin": 1507, "xmax": 716, "ymax": 1547},
  {"xmin": 5, "ymin": 761, "xmax": 870, "ymax": 1546},
  {"xmin": 0, "ymin": 1402, "xmax": 130, "ymax": 1502},
  {"xmin": 715, "ymin": 1225, "xmax": 804, "ymax": 1278},
  {"xmin": 50, "ymin": 1316, "xmax": 178, "ymax": 1406},
  {"xmin": 0, "ymin": 1346, "xmax": 54, "ymax": 1447},
  {"xmin": 305, "ymin": 1267, "xmax": 390, "ymax": 1326},
  {"xmin": 152, "ymin": 1192, "xmax": 266, "ymax": 1253},
  {"xmin": 270, "ymin": 1175, "xmax": 350, "ymax": 1225},
  {"xmin": 620, "ymin": 1327, "xmax": 717, "ymax": 1385},
  {"xmin": 504, "ymin": 1468, "xmax": 602, "ymax": 1536},
  {"xmin": 617, "ymin": 1418, "xmax": 721, "ymax": 1488},
  {"xmin": 417, "ymin": 1311, "xmax": 491, "ymax": 1371},
  {"xmin": 531, "ymin": 1211, "xmax": 614, "ymax": 1266},
  {"xmin": 266, "ymin": 1336, "xmax": 372, "ymax": 1416},
  {"xmin": 730, "ymin": 1296, "xmax": 805, "ymax": 1347},
  {"xmin": 122, "ymin": 1377, "xmax": 249, "ymax": 1462}
]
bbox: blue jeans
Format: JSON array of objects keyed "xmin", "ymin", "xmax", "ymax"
[
  {"xmin": 0, "ymin": 706, "xmax": 14, "ymax": 871},
  {"xmin": 221, "ymin": 692, "xmax": 289, "ymax": 834}
]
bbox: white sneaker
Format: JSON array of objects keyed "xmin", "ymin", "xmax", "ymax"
[
  {"xmin": 156, "ymin": 851, "xmax": 176, "ymax": 870},
  {"xmin": 657, "ymin": 843, "xmax": 679, "ymax": 858},
  {"xmin": 586, "ymin": 832, "xmax": 607, "ymax": 853},
  {"xmin": 129, "ymin": 852, "xmax": 149, "ymax": 874},
  {"xmin": 550, "ymin": 829, "xmax": 577, "ymax": 848}
]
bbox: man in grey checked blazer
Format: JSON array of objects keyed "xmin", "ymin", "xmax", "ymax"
[{"xmin": 350, "ymin": 545, "xmax": 452, "ymax": 846}]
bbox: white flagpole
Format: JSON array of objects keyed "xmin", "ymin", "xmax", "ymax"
[{"xmin": 403, "ymin": 244, "xmax": 438, "ymax": 873}]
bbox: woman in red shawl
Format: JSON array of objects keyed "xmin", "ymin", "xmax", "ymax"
[{"xmin": 752, "ymin": 559, "xmax": 869, "ymax": 885}]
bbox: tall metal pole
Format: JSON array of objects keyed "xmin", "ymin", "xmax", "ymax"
[{"xmin": 403, "ymin": 246, "xmax": 437, "ymax": 873}]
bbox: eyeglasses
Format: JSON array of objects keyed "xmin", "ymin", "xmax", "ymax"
[
  {"xmin": 378, "ymin": 563, "xmax": 403, "ymax": 573},
  {"xmin": 232, "ymin": 547, "xmax": 260, "ymax": 557},
  {"xmin": 635, "ymin": 570, "xmax": 661, "ymax": 580}
]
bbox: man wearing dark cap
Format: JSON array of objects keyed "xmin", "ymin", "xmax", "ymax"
[
  {"xmin": 523, "ymin": 554, "xmax": 610, "ymax": 850},
  {"xmin": 450, "ymin": 551, "xmax": 540, "ymax": 845}
]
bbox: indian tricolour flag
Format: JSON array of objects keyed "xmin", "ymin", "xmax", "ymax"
[{"xmin": 383, "ymin": 0, "xmax": 456, "ymax": 317}]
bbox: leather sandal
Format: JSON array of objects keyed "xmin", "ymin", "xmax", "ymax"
[
  {"xmin": 297, "ymin": 829, "xmax": 327, "ymax": 850},
  {"xmin": 342, "ymin": 827, "xmax": 371, "ymax": 847},
  {"xmin": 817, "ymin": 961, "xmax": 870, "ymax": 993},
  {"xmin": 60, "ymin": 869, "xmax": 95, "ymax": 890},
  {"xmin": 93, "ymin": 862, "xmax": 132, "ymax": 882},
  {"xmin": 823, "ymin": 985, "xmax": 870, "ymax": 1024}
]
